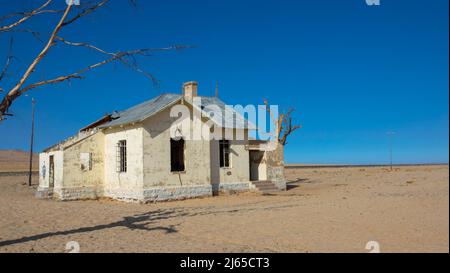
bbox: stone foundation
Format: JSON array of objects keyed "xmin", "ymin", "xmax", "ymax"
[
  {"xmin": 215, "ymin": 182, "xmax": 252, "ymax": 193},
  {"xmin": 268, "ymin": 166, "xmax": 287, "ymax": 190},
  {"xmin": 103, "ymin": 188, "xmax": 144, "ymax": 203},
  {"xmin": 53, "ymin": 186, "xmax": 98, "ymax": 201},
  {"xmin": 273, "ymin": 180, "xmax": 287, "ymax": 191},
  {"xmin": 143, "ymin": 184, "xmax": 212, "ymax": 202},
  {"xmin": 36, "ymin": 182, "xmax": 254, "ymax": 203},
  {"xmin": 35, "ymin": 187, "xmax": 53, "ymax": 199}
]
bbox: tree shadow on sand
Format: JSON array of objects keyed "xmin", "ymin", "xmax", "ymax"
[
  {"xmin": 0, "ymin": 200, "xmax": 306, "ymax": 248},
  {"xmin": 0, "ymin": 208, "xmax": 184, "ymax": 248}
]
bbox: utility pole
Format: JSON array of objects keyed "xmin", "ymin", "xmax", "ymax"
[
  {"xmin": 28, "ymin": 98, "xmax": 36, "ymax": 186},
  {"xmin": 387, "ymin": 131, "xmax": 395, "ymax": 171}
]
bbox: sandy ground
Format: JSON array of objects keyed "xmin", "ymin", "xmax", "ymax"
[{"xmin": 0, "ymin": 165, "xmax": 448, "ymax": 253}]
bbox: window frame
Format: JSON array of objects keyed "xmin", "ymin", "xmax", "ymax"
[
  {"xmin": 219, "ymin": 139, "xmax": 231, "ymax": 168},
  {"xmin": 116, "ymin": 140, "xmax": 127, "ymax": 173},
  {"xmin": 80, "ymin": 152, "xmax": 92, "ymax": 171}
]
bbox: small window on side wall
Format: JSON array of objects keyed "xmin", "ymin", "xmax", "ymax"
[
  {"xmin": 171, "ymin": 138, "xmax": 185, "ymax": 172},
  {"xmin": 219, "ymin": 140, "xmax": 231, "ymax": 168},
  {"xmin": 80, "ymin": 152, "xmax": 92, "ymax": 171},
  {"xmin": 116, "ymin": 140, "xmax": 127, "ymax": 173}
]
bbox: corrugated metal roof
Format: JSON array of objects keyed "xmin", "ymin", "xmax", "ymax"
[
  {"xmin": 99, "ymin": 94, "xmax": 182, "ymax": 128},
  {"xmin": 198, "ymin": 96, "xmax": 257, "ymax": 129},
  {"xmin": 98, "ymin": 93, "xmax": 255, "ymax": 130}
]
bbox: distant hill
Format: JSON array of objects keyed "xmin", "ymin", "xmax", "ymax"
[{"xmin": 0, "ymin": 150, "xmax": 38, "ymax": 172}]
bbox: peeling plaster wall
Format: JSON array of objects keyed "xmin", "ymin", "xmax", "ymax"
[
  {"xmin": 210, "ymin": 128, "xmax": 251, "ymax": 189},
  {"xmin": 142, "ymin": 106, "xmax": 211, "ymax": 189},
  {"xmin": 218, "ymin": 140, "xmax": 250, "ymax": 184},
  {"xmin": 103, "ymin": 125, "xmax": 144, "ymax": 200},
  {"xmin": 266, "ymin": 144, "xmax": 287, "ymax": 190},
  {"xmin": 61, "ymin": 131, "xmax": 105, "ymax": 196}
]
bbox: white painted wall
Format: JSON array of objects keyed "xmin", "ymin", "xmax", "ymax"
[
  {"xmin": 39, "ymin": 153, "xmax": 49, "ymax": 188},
  {"xmin": 62, "ymin": 132, "xmax": 104, "ymax": 191},
  {"xmin": 103, "ymin": 125, "xmax": 144, "ymax": 200},
  {"xmin": 38, "ymin": 151, "xmax": 63, "ymax": 189},
  {"xmin": 142, "ymin": 107, "xmax": 211, "ymax": 188},
  {"xmin": 210, "ymin": 128, "xmax": 251, "ymax": 185}
]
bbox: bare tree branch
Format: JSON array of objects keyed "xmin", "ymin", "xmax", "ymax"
[
  {"xmin": 0, "ymin": 0, "xmax": 54, "ymax": 32},
  {"xmin": 0, "ymin": 37, "xmax": 14, "ymax": 84},
  {"xmin": 55, "ymin": 36, "xmax": 191, "ymax": 85},
  {"xmin": 19, "ymin": 45, "xmax": 185, "ymax": 95},
  {"xmin": 0, "ymin": 2, "xmax": 73, "ymax": 118},
  {"xmin": 55, "ymin": 36, "xmax": 189, "ymax": 84},
  {"xmin": 2, "ymin": 28, "xmax": 43, "ymax": 42},
  {"xmin": 0, "ymin": 9, "xmax": 62, "ymax": 23},
  {"xmin": 55, "ymin": 36, "xmax": 114, "ymax": 55},
  {"xmin": 279, "ymin": 115, "xmax": 301, "ymax": 145},
  {"xmin": 62, "ymin": 0, "xmax": 109, "ymax": 27},
  {"xmin": 263, "ymin": 98, "xmax": 283, "ymax": 141},
  {"xmin": 263, "ymin": 98, "xmax": 301, "ymax": 145}
]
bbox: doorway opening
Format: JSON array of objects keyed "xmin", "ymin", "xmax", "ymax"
[
  {"xmin": 170, "ymin": 138, "xmax": 185, "ymax": 172},
  {"xmin": 249, "ymin": 151, "xmax": 266, "ymax": 181},
  {"xmin": 49, "ymin": 155, "xmax": 55, "ymax": 188}
]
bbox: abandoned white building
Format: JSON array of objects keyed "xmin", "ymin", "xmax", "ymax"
[{"xmin": 36, "ymin": 81, "xmax": 286, "ymax": 202}]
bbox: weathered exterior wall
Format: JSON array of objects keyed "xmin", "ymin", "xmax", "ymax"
[
  {"xmin": 218, "ymin": 140, "xmax": 250, "ymax": 183},
  {"xmin": 210, "ymin": 128, "xmax": 251, "ymax": 192},
  {"xmin": 36, "ymin": 150, "xmax": 63, "ymax": 198},
  {"xmin": 141, "ymin": 106, "xmax": 212, "ymax": 201},
  {"xmin": 266, "ymin": 143, "xmax": 286, "ymax": 190},
  {"xmin": 57, "ymin": 131, "xmax": 105, "ymax": 200},
  {"xmin": 103, "ymin": 125, "xmax": 144, "ymax": 201},
  {"xmin": 38, "ymin": 151, "xmax": 64, "ymax": 188},
  {"xmin": 143, "ymin": 185, "xmax": 212, "ymax": 202},
  {"xmin": 140, "ymin": 105, "xmax": 252, "ymax": 199}
]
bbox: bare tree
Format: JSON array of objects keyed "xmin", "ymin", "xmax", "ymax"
[
  {"xmin": 263, "ymin": 98, "xmax": 301, "ymax": 145},
  {"xmin": 0, "ymin": 0, "xmax": 186, "ymax": 121}
]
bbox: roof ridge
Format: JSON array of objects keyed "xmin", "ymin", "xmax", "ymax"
[
  {"xmin": 98, "ymin": 93, "xmax": 182, "ymax": 129},
  {"xmin": 120, "ymin": 93, "xmax": 178, "ymax": 113}
]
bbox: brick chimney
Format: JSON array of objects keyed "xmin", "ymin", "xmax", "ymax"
[{"xmin": 182, "ymin": 81, "xmax": 198, "ymax": 102}]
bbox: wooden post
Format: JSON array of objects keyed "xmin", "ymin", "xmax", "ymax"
[{"xmin": 28, "ymin": 98, "xmax": 36, "ymax": 186}]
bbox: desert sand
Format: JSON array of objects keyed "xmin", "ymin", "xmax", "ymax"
[
  {"xmin": 0, "ymin": 165, "xmax": 448, "ymax": 253},
  {"xmin": 0, "ymin": 150, "xmax": 38, "ymax": 173}
]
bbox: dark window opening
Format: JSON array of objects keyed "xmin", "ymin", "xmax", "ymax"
[
  {"xmin": 116, "ymin": 140, "xmax": 127, "ymax": 173},
  {"xmin": 171, "ymin": 138, "xmax": 185, "ymax": 172},
  {"xmin": 219, "ymin": 140, "xmax": 230, "ymax": 168}
]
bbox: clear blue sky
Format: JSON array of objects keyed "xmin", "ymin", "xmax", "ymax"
[{"xmin": 0, "ymin": 0, "xmax": 448, "ymax": 164}]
